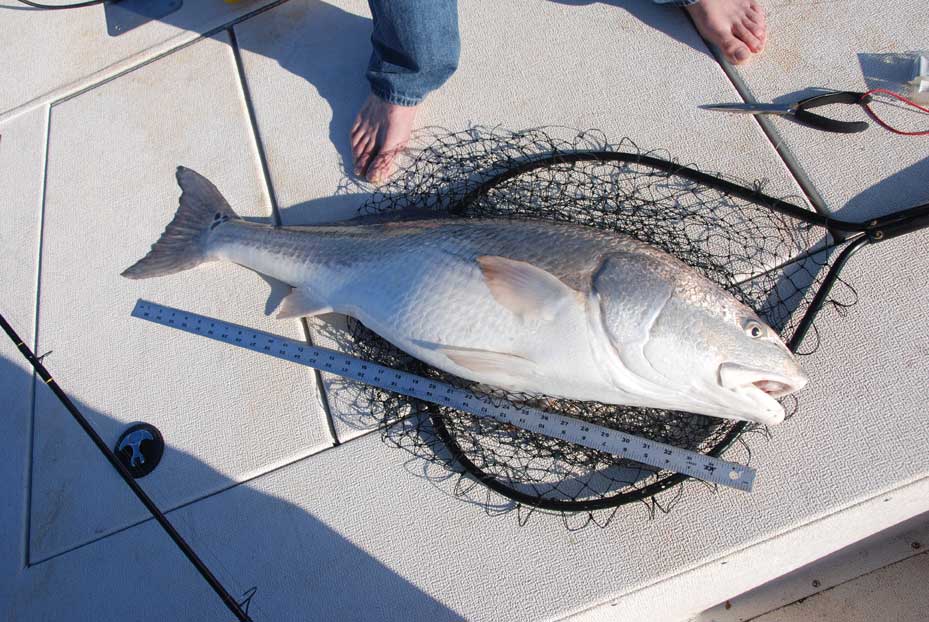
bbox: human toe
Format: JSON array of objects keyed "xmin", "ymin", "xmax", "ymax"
[
  {"xmin": 747, "ymin": 4, "xmax": 766, "ymax": 36},
  {"xmin": 732, "ymin": 22, "xmax": 763, "ymax": 53},
  {"xmin": 351, "ymin": 124, "xmax": 372, "ymax": 150},
  {"xmin": 742, "ymin": 10, "xmax": 766, "ymax": 46},
  {"xmin": 353, "ymin": 138, "xmax": 377, "ymax": 177},
  {"xmin": 745, "ymin": 18, "xmax": 766, "ymax": 45},
  {"xmin": 722, "ymin": 36, "xmax": 752, "ymax": 64},
  {"xmin": 366, "ymin": 152, "xmax": 396, "ymax": 184}
]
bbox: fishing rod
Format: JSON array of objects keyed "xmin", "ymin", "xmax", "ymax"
[{"xmin": 0, "ymin": 311, "xmax": 253, "ymax": 622}]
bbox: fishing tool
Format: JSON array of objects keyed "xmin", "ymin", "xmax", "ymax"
[
  {"xmin": 703, "ymin": 90, "xmax": 873, "ymax": 133},
  {"xmin": 704, "ymin": 88, "xmax": 929, "ymax": 136},
  {"xmin": 0, "ymin": 313, "xmax": 254, "ymax": 621}
]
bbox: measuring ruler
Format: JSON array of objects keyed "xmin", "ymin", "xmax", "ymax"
[{"xmin": 131, "ymin": 299, "xmax": 755, "ymax": 492}]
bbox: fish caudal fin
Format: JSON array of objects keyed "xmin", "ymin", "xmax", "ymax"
[{"xmin": 121, "ymin": 167, "xmax": 240, "ymax": 279}]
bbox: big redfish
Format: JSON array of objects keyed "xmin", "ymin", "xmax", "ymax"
[{"xmin": 123, "ymin": 167, "xmax": 808, "ymax": 424}]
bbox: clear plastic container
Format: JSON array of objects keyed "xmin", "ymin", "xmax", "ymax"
[{"xmin": 908, "ymin": 53, "xmax": 929, "ymax": 104}]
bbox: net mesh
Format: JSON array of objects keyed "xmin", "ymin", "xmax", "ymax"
[{"xmin": 320, "ymin": 127, "xmax": 859, "ymax": 527}]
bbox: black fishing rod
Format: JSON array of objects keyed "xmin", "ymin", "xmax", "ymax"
[{"xmin": 0, "ymin": 311, "xmax": 252, "ymax": 622}]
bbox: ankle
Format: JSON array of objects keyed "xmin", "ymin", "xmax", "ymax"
[{"xmin": 370, "ymin": 89, "xmax": 423, "ymax": 108}]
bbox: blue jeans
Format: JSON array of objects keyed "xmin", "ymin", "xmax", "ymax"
[{"xmin": 366, "ymin": 0, "xmax": 699, "ymax": 106}]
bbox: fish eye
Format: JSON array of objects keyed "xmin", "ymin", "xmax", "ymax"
[{"xmin": 744, "ymin": 320, "xmax": 765, "ymax": 339}]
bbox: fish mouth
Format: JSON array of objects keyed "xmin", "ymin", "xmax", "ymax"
[
  {"xmin": 718, "ymin": 363, "xmax": 809, "ymax": 422},
  {"xmin": 752, "ymin": 379, "xmax": 797, "ymax": 399}
]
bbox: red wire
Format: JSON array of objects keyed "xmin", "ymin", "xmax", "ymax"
[{"xmin": 862, "ymin": 88, "xmax": 929, "ymax": 136}]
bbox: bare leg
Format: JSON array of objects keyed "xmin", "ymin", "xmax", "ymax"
[
  {"xmin": 685, "ymin": 0, "xmax": 766, "ymax": 65},
  {"xmin": 351, "ymin": 94, "xmax": 418, "ymax": 184},
  {"xmin": 354, "ymin": 0, "xmax": 459, "ymax": 183}
]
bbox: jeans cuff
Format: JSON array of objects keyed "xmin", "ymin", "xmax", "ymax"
[{"xmin": 370, "ymin": 86, "xmax": 423, "ymax": 107}]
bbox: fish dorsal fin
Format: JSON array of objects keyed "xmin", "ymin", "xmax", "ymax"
[
  {"xmin": 276, "ymin": 288, "xmax": 333, "ymax": 319},
  {"xmin": 477, "ymin": 255, "xmax": 577, "ymax": 321},
  {"xmin": 439, "ymin": 345, "xmax": 537, "ymax": 383}
]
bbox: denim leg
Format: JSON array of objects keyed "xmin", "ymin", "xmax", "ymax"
[
  {"xmin": 653, "ymin": 0, "xmax": 699, "ymax": 6},
  {"xmin": 366, "ymin": 0, "xmax": 460, "ymax": 107}
]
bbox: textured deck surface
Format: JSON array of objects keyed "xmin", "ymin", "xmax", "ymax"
[{"xmin": 1, "ymin": 1, "xmax": 927, "ymax": 620}]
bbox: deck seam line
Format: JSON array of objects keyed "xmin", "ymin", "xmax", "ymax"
[
  {"xmin": 0, "ymin": 0, "xmax": 292, "ymax": 124},
  {"xmin": 227, "ymin": 24, "xmax": 340, "ymax": 446},
  {"xmin": 709, "ymin": 54, "xmax": 831, "ymax": 216},
  {"xmin": 23, "ymin": 104, "xmax": 52, "ymax": 569},
  {"xmin": 26, "ymin": 421, "xmax": 396, "ymax": 566},
  {"xmin": 300, "ymin": 319, "xmax": 341, "ymax": 446},
  {"xmin": 228, "ymin": 26, "xmax": 281, "ymax": 223}
]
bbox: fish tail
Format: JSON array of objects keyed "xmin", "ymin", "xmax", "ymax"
[{"xmin": 121, "ymin": 166, "xmax": 240, "ymax": 279}]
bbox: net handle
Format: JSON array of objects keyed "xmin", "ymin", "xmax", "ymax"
[{"xmin": 435, "ymin": 150, "xmax": 929, "ymax": 510}]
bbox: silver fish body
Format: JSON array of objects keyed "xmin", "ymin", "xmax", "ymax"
[{"xmin": 124, "ymin": 167, "xmax": 808, "ymax": 424}]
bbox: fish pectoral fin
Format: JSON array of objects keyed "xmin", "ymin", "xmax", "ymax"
[
  {"xmin": 439, "ymin": 346, "xmax": 537, "ymax": 382},
  {"xmin": 477, "ymin": 255, "xmax": 578, "ymax": 321},
  {"xmin": 275, "ymin": 288, "xmax": 333, "ymax": 319}
]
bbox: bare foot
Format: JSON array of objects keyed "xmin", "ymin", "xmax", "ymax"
[
  {"xmin": 685, "ymin": 0, "xmax": 766, "ymax": 65},
  {"xmin": 350, "ymin": 94, "xmax": 418, "ymax": 184}
]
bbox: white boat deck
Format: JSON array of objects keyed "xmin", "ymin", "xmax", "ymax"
[{"xmin": 1, "ymin": 1, "xmax": 927, "ymax": 620}]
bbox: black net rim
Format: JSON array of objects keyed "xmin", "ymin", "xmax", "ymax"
[
  {"xmin": 422, "ymin": 148, "xmax": 800, "ymax": 511},
  {"xmin": 430, "ymin": 407, "xmax": 747, "ymax": 512},
  {"xmin": 344, "ymin": 126, "xmax": 898, "ymax": 519}
]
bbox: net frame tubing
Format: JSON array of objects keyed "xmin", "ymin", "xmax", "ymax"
[
  {"xmin": 431, "ymin": 150, "xmax": 929, "ymax": 511},
  {"xmin": 454, "ymin": 151, "xmax": 929, "ymax": 241}
]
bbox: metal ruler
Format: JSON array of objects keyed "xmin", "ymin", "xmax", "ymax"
[{"xmin": 131, "ymin": 299, "xmax": 756, "ymax": 492}]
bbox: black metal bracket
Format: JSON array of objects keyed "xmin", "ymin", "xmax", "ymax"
[
  {"xmin": 863, "ymin": 201, "xmax": 929, "ymax": 242},
  {"xmin": 104, "ymin": 0, "xmax": 183, "ymax": 37}
]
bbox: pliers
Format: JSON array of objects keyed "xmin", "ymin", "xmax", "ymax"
[{"xmin": 702, "ymin": 91, "xmax": 873, "ymax": 134}]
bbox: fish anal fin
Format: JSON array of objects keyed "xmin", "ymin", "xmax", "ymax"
[
  {"xmin": 276, "ymin": 288, "xmax": 333, "ymax": 319},
  {"xmin": 476, "ymin": 255, "xmax": 578, "ymax": 321}
]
